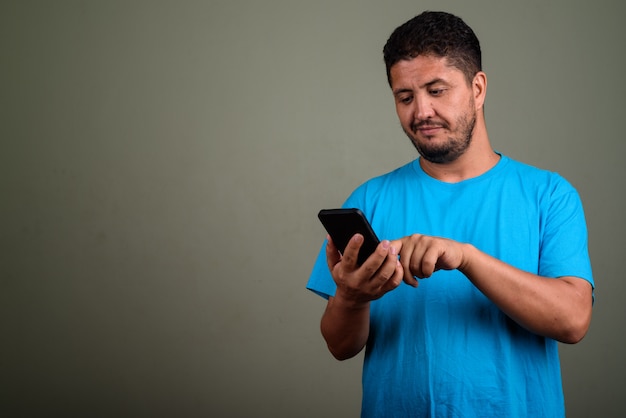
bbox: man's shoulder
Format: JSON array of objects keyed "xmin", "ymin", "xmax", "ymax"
[
  {"xmin": 343, "ymin": 159, "xmax": 419, "ymax": 212},
  {"xmin": 358, "ymin": 159, "xmax": 419, "ymax": 188},
  {"xmin": 503, "ymin": 156, "xmax": 573, "ymax": 186}
]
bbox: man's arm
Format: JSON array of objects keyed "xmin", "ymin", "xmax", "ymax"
[
  {"xmin": 460, "ymin": 243, "xmax": 592, "ymax": 343},
  {"xmin": 392, "ymin": 234, "xmax": 593, "ymax": 343},
  {"xmin": 320, "ymin": 295, "xmax": 370, "ymax": 360},
  {"xmin": 320, "ymin": 234, "xmax": 403, "ymax": 360}
]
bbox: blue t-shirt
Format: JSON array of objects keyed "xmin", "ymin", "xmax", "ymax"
[{"xmin": 307, "ymin": 155, "xmax": 594, "ymax": 417}]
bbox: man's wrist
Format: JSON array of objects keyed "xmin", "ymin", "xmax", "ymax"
[
  {"xmin": 458, "ymin": 242, "xmax": 477, "ymax": 274},
  {"xmin": 331, "ymin": 289, "xmax": 371, "ymax": 311}
]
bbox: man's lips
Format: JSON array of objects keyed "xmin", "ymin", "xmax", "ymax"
[
  {"xmin": 414, "ymin": 124, "xmax": 444, "ymax": 136},
  {"xmin": 419, "ymin": 126, "xmax": 441, "ymax": 134}
]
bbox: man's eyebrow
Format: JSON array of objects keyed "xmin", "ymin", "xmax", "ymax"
[
  {"xmin": 423, "ymin": 78, "xmax": 448, "ymax": 88},
  {"xmin": 392, "ymin": 87, "xmax": 413, "ymax": 96},
  {"xmin": 392, "ymin": 78, "xmax": 449, "ymax": 95}
]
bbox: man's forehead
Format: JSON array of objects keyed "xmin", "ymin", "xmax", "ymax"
[{"xmin": 389, "ymin": 55, "xmax": 461, "ymax": 88}]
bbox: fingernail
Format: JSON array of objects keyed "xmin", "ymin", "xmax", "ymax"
[{"xmin": 382, "ymin": 240, "xmax": 390, "ymax": 249}]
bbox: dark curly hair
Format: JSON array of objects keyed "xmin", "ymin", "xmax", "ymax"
[{"xmin": 383, "ymin": 11, "xmax": 482, "ymax": 86}]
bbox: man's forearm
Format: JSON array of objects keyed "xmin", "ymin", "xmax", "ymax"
[
  {"xmin": 459, "ymin": 243, "xmax": 593, "ymax": 343},
  {"xmin": 321, "ymin": 295, "xmax": 370, "ymax": 360}
]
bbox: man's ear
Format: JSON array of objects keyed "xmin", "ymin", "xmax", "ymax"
[{"xmin": 473, "ymin": 71, "xmax": 487, "ymax": 110}]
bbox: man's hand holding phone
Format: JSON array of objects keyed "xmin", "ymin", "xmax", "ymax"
[
  {"xmin": 325, "ymin": 232, "xmax": 404, "ymax": 304},
  {"xmin": 317, "ymin": 208, "xmax": 403, "ymax": 360}
]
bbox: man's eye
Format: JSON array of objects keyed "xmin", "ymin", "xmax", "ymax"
[
  {"xmin": 399, "ymin": 96, "xmax": 413, "ymax": 104},
  {"xmin": 429, "ymin": 89, "xmax": 444, "ymax": 96}
]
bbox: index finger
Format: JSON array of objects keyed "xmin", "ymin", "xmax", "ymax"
[
  {"xmin": 358, "ymin": 239, "xmax": 395, "ymax": 278},
  {"xmin": 389, "ymin": 239, "xmax": 403, "ymax": 254}
]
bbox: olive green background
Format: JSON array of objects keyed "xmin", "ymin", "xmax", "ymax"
[{"xmin": 2, "ymin": 1, "xmax": 624, "ymax": 417}]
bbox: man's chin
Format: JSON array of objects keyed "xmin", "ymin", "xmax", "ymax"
[
  {"xmin": 420, "ymin": 152, "xmax": 455, "ymax": 164},
  {"xmin": 412, "ymin": 142, "xmax": 461, "ymax": 164}
]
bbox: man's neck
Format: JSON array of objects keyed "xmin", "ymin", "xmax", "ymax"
[
  {"xmin": 419, "ymin": 149, "xmax": 500, "ymax": 183},
  {"xmin": 418, "ymin": 125, "xmax": 500, "ymax": 183}
]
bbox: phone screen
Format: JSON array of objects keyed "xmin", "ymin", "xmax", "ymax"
[{"xmin": 318, "ymin": 208, "xmax": 380, "ymax": 265}]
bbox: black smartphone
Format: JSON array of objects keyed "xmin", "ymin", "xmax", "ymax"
[{"xmin": 318, "ymin": 208, "xmax": 380, "ymax": 265}]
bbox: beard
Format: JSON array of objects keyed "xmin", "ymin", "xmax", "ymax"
[{"xmin": 403, "ymin": 102, "xmax": 477, "ymax": 164}]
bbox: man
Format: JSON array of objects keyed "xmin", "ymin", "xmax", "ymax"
[{"xmin": 307, "ymin": 11, "xmax": 594, "ymax": 417}]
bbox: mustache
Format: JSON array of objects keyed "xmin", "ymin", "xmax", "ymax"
[{"xmin": 412, "ymin": 120, "xmax": 449, "ymax": 132}]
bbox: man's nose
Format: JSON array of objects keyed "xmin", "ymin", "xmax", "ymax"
[{"xmin": 414, "ymin": 95, "xmax": 435, "ymax": 121}]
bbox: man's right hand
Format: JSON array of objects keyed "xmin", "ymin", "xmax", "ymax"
[
  {"xmin": 326, "ymin": 233, "xmax": 404, "ymax": 305},
  {"xmin": 321, "ymin": 234, "xmax": 403, "ymax": 359}
]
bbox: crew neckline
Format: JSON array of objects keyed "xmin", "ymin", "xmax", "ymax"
[{"xmin": 411, "ymin": 152, "xmax": 508, "ymax": 187}]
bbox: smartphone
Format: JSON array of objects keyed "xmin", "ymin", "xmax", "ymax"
[{"xmin": 318, "ymin": 208, "xmax": 380, "ymax": 265}]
